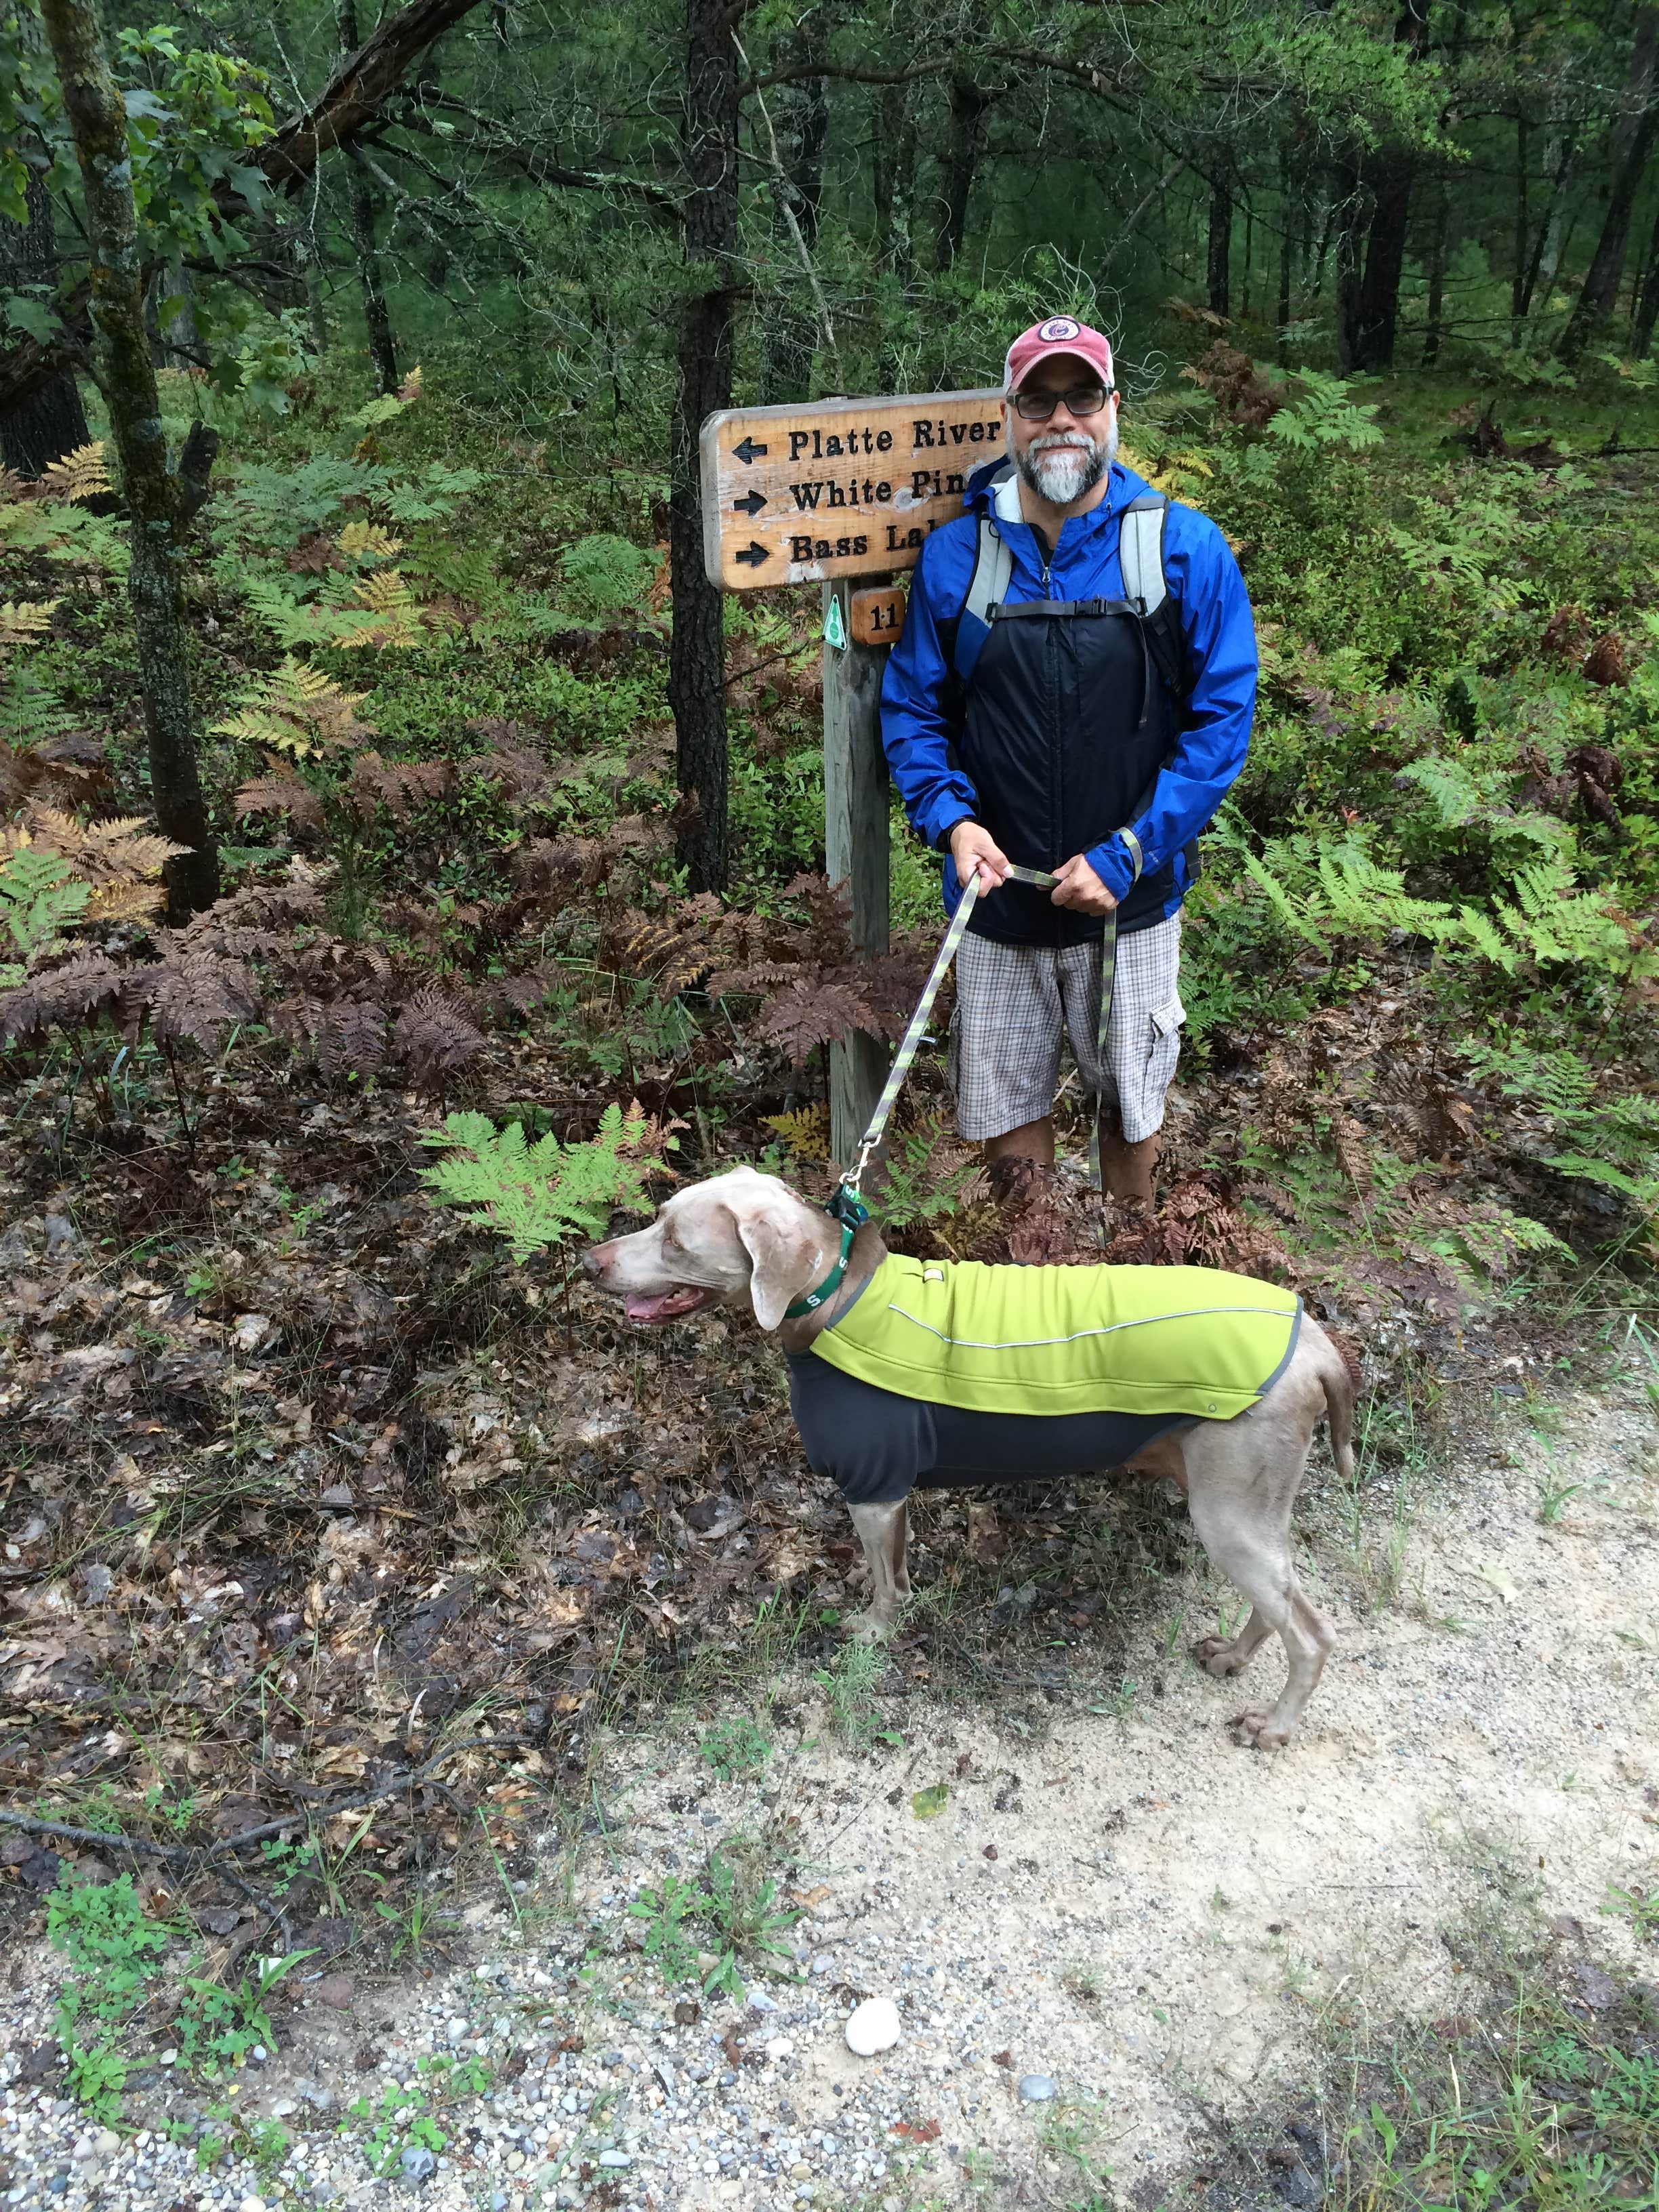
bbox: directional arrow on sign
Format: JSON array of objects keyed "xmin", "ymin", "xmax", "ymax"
[
  {"xmin": 734, "ymin": 540, "xmax": 770, "ymax": 567},
  {"xmin": 733, "ymin": 436, "xmax": 769, "ymax": 464},
  {"xmin": 733, "ymin": 489, "xmax": 766, "ymax": 516}
]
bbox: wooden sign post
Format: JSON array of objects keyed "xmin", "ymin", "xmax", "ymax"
[{"xmin": 701, "ymin": 388, "xmax": 1006, "ymax": 1167}]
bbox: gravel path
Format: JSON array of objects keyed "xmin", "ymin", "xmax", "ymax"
[{"xmin": 3, "ymin": 1383, "xmax": 1656, "ymax": 2211}]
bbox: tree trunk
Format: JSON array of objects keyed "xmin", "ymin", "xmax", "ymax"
[
  {"xmin": 1207, "ymin": 175, "xmax": 1231, "ymax": 316},
  {"xmin": 1517, "ymin": 136, "xmax": 1574, "ymax": 325},
  {"xmin": 668, "ymin": 0, "xmax": 737, "ymax": 894},
  {"xmin": 1559, "ymin": 5, "xmax": 1659, "ymax": 361},
  {"xmin": 344, "ymin": 150, "xmax": 400, "ymax": 390},
  {"xmin": 873, "ymin": 79, "xmax": 914, "ymax": 276},
  {"xmin": 935, "ymin": 77, "xmax": 989, "ymax": 270},
  {"xmin": 1634, "ymin": 194, "xmax": 1659, "ymax": 353},
  {"xmin": 1275, "ymin": 146, "xmax": 1294, "ymax": 359},
  {"xmin": 39, "ymin": 0, "xmax": 218, "ymax": 917},
  {"xmin": 1334, "ymin": 171, "xmax": 1366, "ymax": 371},
  {"xmin": 759, "ymin": 16, "xmax": 827, "ymax": 405},
  {"xmin": 293, "ymin": 216, "xmax": 332, "ymax": 357},
  {"xmin": 1510, "ymin": 114, "xmax": 1530, "ymax": 342},
  {"xmin": 0, "ymin": 170, "xmax": 90, "ymax": 477},
  {"xmin": 337, "ymin": 0, "xmax": 400, "ymax": 392},
  {"xmin": 1353, "ymin": 151, "xmax": 1414, "ymax": 368},
  {"xmin": 1345, "ymin": 0, "xmax": 1430, "ymax": 370},
  {"xmin": 1422, "ymin": 177, "xmax": 1450, "ymax": 363}
]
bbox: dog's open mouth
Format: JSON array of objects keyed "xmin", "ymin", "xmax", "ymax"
[{"xmin": 622, "ymin": 1287, "xmax": 717, "ymax": 1325}]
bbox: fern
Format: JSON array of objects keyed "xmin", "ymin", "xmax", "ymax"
[
  {"xmin": 1544, "ymin": 1153, "xmax": 1659, "ymax": 1209},
  {"xmin": 417, "ymin": 1101, "xmax": 668, "ymax": 1262},
  {"xmin": 1397, "ymin": 754, "xmax": 1485, "ymax": 830},
  {"xmin": 1267, "ymin": 371, "xmax": 1382, "ymax": 452},
  {"xmin": 1464, "ymin": 1040, "xmax": 1597, "ymax": 1119},
  {"xmin": 214, "ymin": 659, "xmax": 373, "ymax": 760},
  {"xmin": 558, "ymin": 534, "xmax": 661, "ymax": 619},
  {"xmin": 35, "ymin": 443, "xmax": 110, "ymax": 504},
  {"xmin": 240, "ymin": 575, "xmax": 359, "ymax": 651},
  {"xmin": 760, "ymin": 1104, "xmax": 830, "ymax": 1160},
  {"xmin": 336, "ymin": 520, "xmax": 404, "ymax": 562},
  {"xmin": 1452, "ymin": 905, "xmax": 1517, "ymax": 971},
  {"xmin": 327, "ymin": 569, "xmax": 434, "ymax": 651},
  {"xmin": 1434, "ymin": 1207, "xmax": 1573, "ymax": 1282},
  {"xmin": 380, "ymin": 465, "xmax": 485, "ymax": 524},
  {"xmin": 0, "ymin": 600, "xmax": 59, "ymax": 655},
  {"xmin": 0, "ymin": 844, "xmax": 88, "ymax": 968}
]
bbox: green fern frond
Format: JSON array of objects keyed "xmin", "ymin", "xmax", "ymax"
[
  {"xmin": 1545, "ymin": 1153, "xmax": 1659, "ymax": 1212},
  {"xmin": 417, "ymin": 1102, "xmax": 663, "ymax": 1263},
  {"xmin": 1239, "ymin": 845, "xmax": 1325, "ymax": 945},
  {"xmin": 1450, "ymin": 906, "xmax": 1515, "ymax": 969}
]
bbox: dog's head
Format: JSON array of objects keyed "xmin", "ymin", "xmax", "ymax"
[{"xmin": 583, "ymin": 1166, "xmax": 831, "ymax": 1331}]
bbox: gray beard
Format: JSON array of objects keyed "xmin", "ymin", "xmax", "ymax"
[{"xmin": 1016, "ymin": 426, "xmax": 1115, "ymax": 507}]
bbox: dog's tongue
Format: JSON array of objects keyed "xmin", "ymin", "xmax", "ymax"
[{"xmin": 623, "ymin": 1288, "xmax": 709, "ymax": 1324}]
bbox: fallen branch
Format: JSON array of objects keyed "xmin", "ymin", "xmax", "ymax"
[
  {"xmin": 0, "ymin": 1811, "xmax": 295, "ymax": 1944},
  {"xmin": 1, "ymin": 1731, "xmax": 539, "ymax": 1865},
  {"xmin": 203, "ymin": 1732, "xmax": 541, "ymax": 1856}
]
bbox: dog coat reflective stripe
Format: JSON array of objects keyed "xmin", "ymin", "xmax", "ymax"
[{"xmin": 809, "ymin": 1256, "xmax": 1300, "ymax": 1420}]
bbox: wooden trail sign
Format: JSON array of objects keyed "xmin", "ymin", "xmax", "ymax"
[
  {"xmin": 701, "ymin": 390, "xmax": 1004, "ymax": 590},
  {"xmin": 701, "ymin": 383, "xmax": 1010, "ymax": 1166}
]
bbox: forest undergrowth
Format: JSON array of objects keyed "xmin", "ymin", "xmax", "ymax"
[{"xmin": 3, "ymin": 339, "xmax": 1659, "ymax": 2120}]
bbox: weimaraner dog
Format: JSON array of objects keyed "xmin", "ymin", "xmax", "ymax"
[{"xmin": 584, "ymin": 1168, "xmax": 1353, "ymax": 1746}]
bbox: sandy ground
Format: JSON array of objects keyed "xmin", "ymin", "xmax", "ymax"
[
  {"xmin": 568, "ymin": 1377, "xmax": 1659, "ymax": 2203},
  {"xmin": 5, "ymin": 1378, "xmax": 1656, "ymax": 2211}
]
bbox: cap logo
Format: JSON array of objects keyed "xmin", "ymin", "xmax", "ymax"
[{"xmin": 1038, "ymin": 316, "xmax": 1082, "ymax": 342}]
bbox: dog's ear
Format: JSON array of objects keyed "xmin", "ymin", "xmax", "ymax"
[{"xmin": 735, "ymin": 1210, "xmax": 816, "ymax": 1331}]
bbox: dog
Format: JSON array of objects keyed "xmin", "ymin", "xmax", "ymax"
[{"xmin": 584, "ymin": 1167, "xmax": 1352, "ymax": 1746}]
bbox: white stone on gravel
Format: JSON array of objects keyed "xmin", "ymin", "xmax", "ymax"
[
  {"xmin": 1018, "ymin": 2073, "xmax": 1057, "ymax": 2102},
  {"xmin": 843, "ymin": 1997, "xmax": 901, "ymax": 2055}
]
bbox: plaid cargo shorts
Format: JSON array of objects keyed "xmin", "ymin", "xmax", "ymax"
[{"xmin": 947, "ymin": 912, "xmax": 1184, "ymax": 1145}]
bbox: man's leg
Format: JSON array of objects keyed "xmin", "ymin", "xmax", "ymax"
[
  {"xmin": 949, "ymin": 937, "xmax": 1064, "ymax": 1172},
  {"xmin": 1099, "ymin": 1109, "xmax": 1159, "ymax": 1202},
  {"xmin": 1059, "ymin": 914, "xmax": 1184, "ymax": 1204},
  {"xmin": 984, "ymin": 1117, "xmax": 1054, "ymax": 1166}
]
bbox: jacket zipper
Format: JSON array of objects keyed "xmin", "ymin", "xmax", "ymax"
[{"xmin": 1046, "ymin": 550, "xmax": 1062, "ymax": 888}]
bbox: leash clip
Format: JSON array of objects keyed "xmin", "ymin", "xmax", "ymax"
[{"xmin": 828, "ymin": 1179, "xmax": 870, "ymax": 1228}]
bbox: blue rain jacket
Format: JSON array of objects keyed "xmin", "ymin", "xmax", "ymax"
[{"xmin": 880, "ymin": 456, "xmax": 1258, "ymax": 933}]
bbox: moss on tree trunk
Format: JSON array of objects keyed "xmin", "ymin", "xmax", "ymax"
[
  {"xmin": 668, "ymin": 0, "xmax": 737, "ymax": 895},
  {"xmin": 39, "ymin": 0, "xmax": 218, "ymax": 919}
]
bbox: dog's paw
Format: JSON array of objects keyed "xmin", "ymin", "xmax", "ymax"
[
  {"xmin": 1193, "ymin": 1635, "xmax": 1248, "ymax": 1678},
  {"xmin": 1231, "ymin": 1710, "xmax": 1292, "ymax": 1750},
  {"xmin": 845, "ymin": 1607, "xmax": 898, "ymax": 1645}
]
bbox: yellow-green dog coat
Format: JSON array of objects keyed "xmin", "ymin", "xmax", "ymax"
[{"xmin": 809, "ymin": 1255, "xmax": 1301, "ymax": 1419}]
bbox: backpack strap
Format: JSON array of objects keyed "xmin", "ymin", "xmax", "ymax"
[
  {"xmin": 954, "ymin": 508, "xmax": 1014, "ymax": 684},
  {"xmin": 1118, "ymin": 493, "xmax": 1191, "ymax": 703}
]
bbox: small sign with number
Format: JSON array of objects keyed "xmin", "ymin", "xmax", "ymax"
[{"xmin": 850, "ymin": 586, "xmax": 906, "ymax": 648}]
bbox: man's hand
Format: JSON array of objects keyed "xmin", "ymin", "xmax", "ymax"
[
  {"xmin": 1050, "ymin": 853, "xmax": 1118, "ymax": 915},
  {"xmin": 949, "ymin": 820, "xmax": 1010, "ymax": 892}
]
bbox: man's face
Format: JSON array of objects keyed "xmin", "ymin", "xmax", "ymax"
[{"xmin": 1004, "ymin": 356, "xmax": 1118, "ymax": 510}]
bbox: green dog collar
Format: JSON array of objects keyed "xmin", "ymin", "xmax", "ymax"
[{"xmin": 785, "ymin": 1221, "xmax": 857, "ymax": 1320}]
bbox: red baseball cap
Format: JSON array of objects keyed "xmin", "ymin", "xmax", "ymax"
[{"xmin": 1002, "ymin": 316, "xmax": 1114, "ymax": 394}]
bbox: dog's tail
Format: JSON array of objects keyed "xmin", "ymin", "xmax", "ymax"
[{"xmin": 1318, "ymin": 1327, "xmax": 1359, "ymax": 1483}]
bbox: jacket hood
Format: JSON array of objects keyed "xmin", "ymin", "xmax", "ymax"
[{"xmin": 964, "ymin": 453, "xmax": 1157, "ymax": 527}]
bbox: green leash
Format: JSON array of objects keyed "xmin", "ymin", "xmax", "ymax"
[{"xmin": 839, "ymin": 863, "xmax": 1118, "ymax": 1202}]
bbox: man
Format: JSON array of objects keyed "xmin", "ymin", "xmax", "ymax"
[{"xmin": 880, "ymin": 315, "xmax": 1257, "ymax": 1202}]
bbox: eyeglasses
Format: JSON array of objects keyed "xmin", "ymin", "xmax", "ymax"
[{"xmin": 1012, "ymin": 383, "xmax": 1113, "ymax": 422}]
